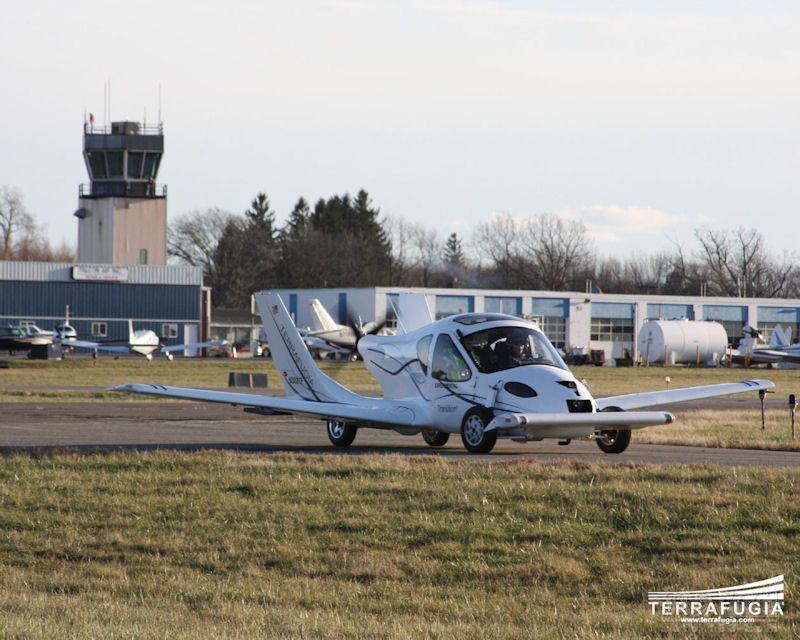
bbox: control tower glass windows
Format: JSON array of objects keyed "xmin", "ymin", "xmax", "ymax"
[
  {"xmin": 128, "ymin": 152, "xmax": 144, "ymax": 179},
  {"xmin": 107, "ymin": 152, "xmax": 124, "ymax": 178},
  {"xmin": 87, "ymin": 152, "xmax": 107, "ymax": 179},
  {"xmin": 143, "ymin": 153, "xmax": 161, "ymax": 179}
]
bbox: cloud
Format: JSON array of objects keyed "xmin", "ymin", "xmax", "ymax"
[{"xmin": 559, "ymin": 204, "xmax": 691, "ymax": 244}]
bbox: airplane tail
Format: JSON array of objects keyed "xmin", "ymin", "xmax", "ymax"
[
  {"xmin": 308, "ymin": 298, "xmax": 340, "ymax": 332},
  {"xmin": 770, "ymin": 325, "xmax": 791, "ymax": 348},
  {"xmin": 391, "ymin": 293, "xmax": 433, "ymax": 334},
  {"xmin": 128, "ymin": 319, "xmax": 136, "ymax": 344},
  {"xmin": 256, "ymin": 292, "xmax": 362, "ymax": 403}
]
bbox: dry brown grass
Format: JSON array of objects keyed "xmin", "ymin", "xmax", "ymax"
[{"xmin": 0, "ymin": 451, "xmax": 797, "ymax": 638}]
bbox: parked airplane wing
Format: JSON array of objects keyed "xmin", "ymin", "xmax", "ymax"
[
  {"xmin": 62, "ymin": 339, "xmax": 131, "ymax": 354},
  {"xmin": 748, "ymin": 348, "xmax": 800, "ymax": 364},
  {"xmin": 161, "ymin": 340, "xmax": 226, "ymax": 353},
  {"xmin": 111, "ymin": 383, "xmax": 418, "ymax": 427},
  {"xmin": 595, "ymin": 379, "xmax": 774, "ymax": 411},
  {"xmin": 487, "ymin": 411, "xmax": 674, "ymax": 432}
]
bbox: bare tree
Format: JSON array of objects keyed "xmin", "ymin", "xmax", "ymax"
[
  {"xmin": 410, "ymin": 224, "xmax": 441, "ymax": 287},
  {"xmin": 0, "ymin": 186, "xmax": 34, "ymax": 260},
  {"xmin": 473, "ymin": 212, "xmax": 519, "ymax": 288},
  {"xmin": 385, "ymin": 214, "xmax": 419, "ymax": 285},
  {"xmin": 517, "ymin": 214, "xmax": 594, "ymax": 290},
  {"xmin": 695, "ymin": 227, "xmax": 794, "ymax": 297},
  {"xmin": 168, "ymin": 207, "xmax": 235, "ymax": 277}
]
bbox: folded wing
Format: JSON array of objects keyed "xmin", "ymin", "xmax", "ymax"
[{"xmin": 595, "ymin": 379, "xmax": 774, "ymax": 411}]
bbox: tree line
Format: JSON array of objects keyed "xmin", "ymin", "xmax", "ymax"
[
  {"xmin": 3, "ymin": 182, "xmax": 797, "ymax": 307},
  {"xmin": 169, "ymin": 191, "xmax": 800, "ymax": 308}
]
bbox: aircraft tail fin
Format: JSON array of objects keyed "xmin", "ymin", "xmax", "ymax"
[
  {"xmin": 739, "ymin": 325, "xmax": 762, "ymax": 352},
  {"xmin": 309, "ymin": 298, "xmax": 339, "ymax": 332},
  {"xmin": 393, "ymin": 293, "xmax": 433, "ymax": 334},
  {"xmin": 128, "ymin": 319, "xmax": 136, "ymax": 344},
  {"xmin": 770, "ymin": 325, "xmax": 791, "ymax": 348},
  {"xmin": 256, "ymin": 292, "xmax": 361, "ymax": 402}
]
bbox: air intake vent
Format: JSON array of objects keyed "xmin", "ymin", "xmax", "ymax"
[{"xmin": 566, "ymin": 399, "xmax": 593, "ymax": 413}]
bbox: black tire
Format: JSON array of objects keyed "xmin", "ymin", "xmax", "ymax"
[
  {"xmin": 327, "ymin": 418, "xmax": 357, "ymax": 447},
  {"xmin": 422, "ymin": 429, "xmax": 450, "ymax": 447},
  {"xmin": 595, "ymin": 428, "xmax": 631, "ymax": 454},
  {"xmin": 460, "ymin": 408, "xmax": 497, "ymax": 454}
]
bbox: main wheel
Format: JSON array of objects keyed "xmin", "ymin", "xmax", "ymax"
[
  {"xmin": 595, "ymin": 429, "xmax": 631, "ymax": 454},
  {"xmin": 422, "ymin": 429, "xmax": 450, "ymax": 447},
  {"xmin": 460, "ymin": 408, "xmax": 497, "ymax": 454},
  {"xmin": 327, "ymin": 418, "xmax": 357, "ymax": 447}
]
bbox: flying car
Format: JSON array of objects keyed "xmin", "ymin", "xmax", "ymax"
[{"xmin": 114, "ymin": 292, "xmax": 773, "ymax": 454}]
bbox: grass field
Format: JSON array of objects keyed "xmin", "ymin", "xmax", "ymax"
[
  {"xmin": 0, "ymin": 451, "xmax": 797, "ymax": 638},
  {"xmin": 3, "ymin": 358, "xmax": 800, "ymax": 450}
]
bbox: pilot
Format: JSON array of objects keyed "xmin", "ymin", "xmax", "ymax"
[{"xmin": 507, "ymin": 331, "xmax": 532, "ymax": 366}]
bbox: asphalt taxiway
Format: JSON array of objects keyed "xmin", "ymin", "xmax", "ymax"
[{"xmin": 1, "ymin": 401, "xmax": 798, "ymax": 467}]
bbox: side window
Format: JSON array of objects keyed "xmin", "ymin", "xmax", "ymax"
[
  {"xmin": 431, "ymin": 334, "xmax": 472, "ymax": 382},
  {"xmin": 416, "ymin": 335, "xmax": 432, "ymax": 374}
]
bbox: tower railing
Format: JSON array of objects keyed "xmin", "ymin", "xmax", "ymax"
[
  {"xmin": 79, "ymin": 182, "xmax": 167, "ymax": 198},
  {"xmin": 83, "ymin": 122, "xmax": 164, "ymax": 135}
]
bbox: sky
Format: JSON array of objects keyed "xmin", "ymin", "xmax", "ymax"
[{"xmin": 2, "ymin": 1, "xmax": 799, "ymax": 258}]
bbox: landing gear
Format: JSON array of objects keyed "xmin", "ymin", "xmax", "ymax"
[
  {"xmin": 327, "ymin": 418, "xmax": 357, "ymax": 447},
  {"xmin": 460, "ymin": 408, "xmax": 497, "ymax": 454},
  {"xmin": 595, "ymin": 406, "xmax": 631, "ymax": 454},
  {"xmin": 594, "ymin": 429, "xmax": 631, "ymax": 454},
  {"xmin": 421, "ymin": 429, "xmax": 450, "ymax": 447}
]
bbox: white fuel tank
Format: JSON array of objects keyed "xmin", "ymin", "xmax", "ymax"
[{"xmin": 638, "ymin": 320, "xmax": 727, "ymax": 365}]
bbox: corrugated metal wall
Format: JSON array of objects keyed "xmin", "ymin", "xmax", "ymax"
[
  {"xmin": 0, "ymin": 261, "xmax": 202, "ymax": 286},
  {"xmin": 0, "ymin": 281, "xmax": 199, "ymax": 320}
]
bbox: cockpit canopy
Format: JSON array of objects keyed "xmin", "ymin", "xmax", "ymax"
[{"xmin": 460, "ymin": 325, "xmax": 568, "ymax": 373}]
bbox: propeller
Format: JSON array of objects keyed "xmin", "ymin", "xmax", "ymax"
[{"xmin": 345, "ymin": 312, "xmax": 388, "ymax": 360}]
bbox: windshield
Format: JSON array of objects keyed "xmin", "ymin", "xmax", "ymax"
[{"xmin": 460, "ymin": 325, "xmax": 568, "ymax": 373}]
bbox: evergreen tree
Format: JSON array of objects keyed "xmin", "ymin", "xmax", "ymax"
[
  {"xmin": 443, "ymin": 232, "xmax": 465, "ymax": 267},
  {"xmin": 285, "ymin": 197, "xmax": 310, "ymax": 237},
  {"xmin": 244, "ymin": 192, "xmax": 276, "ymax": 242}
]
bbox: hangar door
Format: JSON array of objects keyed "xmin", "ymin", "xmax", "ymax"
[{"xmin": 184, "ymin": 324, "xmax": 199, "ymax": 357}]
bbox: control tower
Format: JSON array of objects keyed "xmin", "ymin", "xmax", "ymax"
[{"xmin": 75, "ymin": 119, "xmax": 167, "ymax": 265}]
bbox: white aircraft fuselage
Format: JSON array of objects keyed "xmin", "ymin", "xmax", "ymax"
[
  {"xmin": 357, "ymin": 314, "xmax": 596, "ymax": 439},
  {"xmin": 129, "ymin": 329, "xmax": 161, "ymax": 357}
]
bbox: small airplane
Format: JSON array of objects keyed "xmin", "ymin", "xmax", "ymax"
[
  {"xmin": 113, "ymin": 292, "xmax": 774, "ymax": 454},
  {"xmin": 732, "ymin": 325, "xmax": 800, "ymax": 366},
  {"xmin": 54, "ymin": 305, "xmax": 77, "ymax": 341},
  {"xmin": 63, "ymin": 320, "xmax": 225, "ymax": 360},
  {"xmin": 301, "ymin": 298, "xmax": 388, "ymax": 360}
]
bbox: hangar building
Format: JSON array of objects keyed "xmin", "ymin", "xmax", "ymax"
[
  {"xmin": 270, "ymin": 286, "xmax": 800, "ymax": 362},
  {"xmin": 0, "ymin": 261, "xmax": 208, "ymax": 350}
]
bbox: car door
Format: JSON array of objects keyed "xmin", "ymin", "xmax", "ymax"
[{"xmin": 424, "ymin": 333, "xmax": 475, "ymax": 430}]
